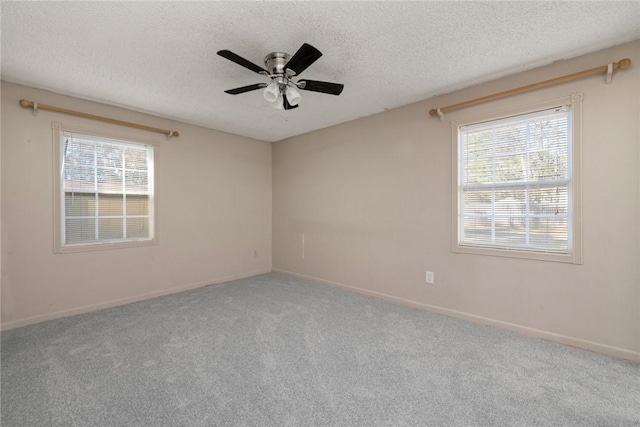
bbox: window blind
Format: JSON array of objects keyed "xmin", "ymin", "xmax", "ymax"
[
  {"xmin": 62, "ymin": 132, "xmax": 153, "ymax": 245},
  {"xmin": 458, "ymin": 106, "xmax": 572, "ymax": 253}
]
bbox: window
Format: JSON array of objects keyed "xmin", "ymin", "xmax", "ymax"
[
  {"xmin": 53, "ymin": 123, "xmax": 156, "ymax": 252},
  {"xmin": 453, "ymin": 94, "xmax": 582, "ymax": 263}
]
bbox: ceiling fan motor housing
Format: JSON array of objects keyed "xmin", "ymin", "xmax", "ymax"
[{"xmin": 264, "ymin": 52, "xmax": 292, "ymax": 76}]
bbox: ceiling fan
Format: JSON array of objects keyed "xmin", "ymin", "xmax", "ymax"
[{"xmin": 217, "ymin": 43, "xmax": 344, "ymax": 110}]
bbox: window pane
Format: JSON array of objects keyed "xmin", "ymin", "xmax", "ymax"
[
  {"xmin": 494, "ymin": 220, "xmax": 526, "ymax": 247},
  {"xmin": 64, "ymin": 166, "xmax": 95, "ymax": 192},
  {"xmin": 125, "ymin": 170, "xmax": 148, "ymax": 193},
  {"xmin": 125, "ymin": 147, "xmax": 148, "ymax": 170},
  {"xmin": 528, "ymin": 150, "xmax": 568, "ymax": 181},
  {"xmin": 530, "ymin": 217, "xmax": 568, "ymax": 251},
  {"xmin": 464, "ymin": 130, "xmax": 492, "ymax": 158},
  {"xmin": 126, "ymin": 195, "xmax": 149, "ymax": 215},
  {"xmin": 66, "ymin": 218, "xmax": 96, "ymax": 244},
  {"xmin": 126, "ymin": 218, "xmax": 149, "ymax": 239},
  {"xmin": 494, "ymin": 188, "xmax": 525, "ymax": 217},
  {"xmin": 463, "ymin": 157, "xmax": 492, "ymax": 184},
  {"xmin": 494, "ymin": 154, "xmax": 525, "ymax": 183},
  {"xmin": 462, "ymin": 216, "xmax": 492, "ymax": 243},
  {"xmin": 97, "ymin": 168, "xmax": 123, "ymax": 192},
  {"xmin": 98, "ymin": 194, "xmax": 124, "ymax": 216},
  {"xmin": 64, "ymin": 139, "xmax": 94, "ymax": 167},
  {"xmin": 462, "ymin": 189, "xmax": 491, "ymax": 215},
  {"xmin": 493, "ymin": 125, "xmax": 527, "ymax": 155},
  {"xmin": 98, "ymin": 218, "xmax": 123, "ymax": 240},
  {"xmin": 65, "ymin": 192, "xmax": 95, "ymax": 217},
  {"xmin": 96, "ymin": 144, "xmax": 122, "ymax": 168},
  {"xmin": 530, "ymin": 186, "xmax": 568, "ymax": 215}
]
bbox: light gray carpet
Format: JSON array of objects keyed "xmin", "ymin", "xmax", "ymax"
[{"xmin": 1, "ymin": 273, "xmax": 639, "ymax": 426}]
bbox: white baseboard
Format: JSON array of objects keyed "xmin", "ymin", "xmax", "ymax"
[
  {"xmin": 272, "ymin": 268, "xmax": 640, "ymax": 363},
  {"xmin": 0, "ymin": 269, "xmax": 271, "ymax": 332}
]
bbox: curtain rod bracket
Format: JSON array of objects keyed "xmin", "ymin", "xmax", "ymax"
[
  {"xmin": 606, "ymin": 63, "xmax": 613, "ymax": 84},
  {"xmin": 436, "ymin": 108, "xmax": 444, "ymax": 121},
  {"xmin": 32, "ymin": 102, "xmax": 38, "ymax": 117}
]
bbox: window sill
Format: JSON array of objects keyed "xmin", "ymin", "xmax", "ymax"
[
  {"xmin": 453, "ymin": 244, "xmax": 582, "ymax": 264},
  {"xmin": 56, "ymin": 238, "xmax": 157, "ymax": 254}
]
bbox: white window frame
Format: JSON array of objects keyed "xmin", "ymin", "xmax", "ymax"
[
  {"xmin": 53, "ymin": 122, "xmax": 159, "ymax": 253},
  {"xmin": 451, "ymin": 93, "xmax": 583, "ymax": 264}
]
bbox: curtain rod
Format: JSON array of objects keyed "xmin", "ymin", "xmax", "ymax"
[
  {"xmin": 19, "ymin": 99, "xmax": 179, "ymax": 137},
  {"xmin": 429, "ymin": 58, "xmax": 631, "ymax": 119}
]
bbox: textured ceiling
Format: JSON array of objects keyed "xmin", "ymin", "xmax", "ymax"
[{"xmin": 2, "ymin": 1, "xmax": 639, "ymax": 142}]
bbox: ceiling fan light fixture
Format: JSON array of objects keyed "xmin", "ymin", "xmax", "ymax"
[
  {"xmin": 263, "ymin": 82, "xmax": 280, "ymax": 103},
  {"xmin": 285, "ymin": 85, "xmax": 301, "ymax": 106},
  {"xmin": 274, "ymin": 94, "xmax": 284, "ymax": 109}
]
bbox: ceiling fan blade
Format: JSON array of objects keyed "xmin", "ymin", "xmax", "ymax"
[
  {"xmin": 217, "ymin": 50, "xmax": 268, "ymax": 75},
  {"xmin": 285, "ymin": 43, "xmax": 322, "ymax": 76},
  {"xmin": 298, "ymin": 79, "xmax": 344, "ymax": 96},
  {"xmin": 283, "ymin": 94, "xmax": 299, "ymax": 110},
  {"xmin": 224, "ymin": 83, "xmax": 268, "ymax": 95}
]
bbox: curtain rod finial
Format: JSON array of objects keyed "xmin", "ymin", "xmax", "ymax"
[
  {"xmin": 616, "ymin": 58, "xmax": 631, "ymax": 70},
  {"xmin": 429, "ymin": 108, "xmax": 444, "ymax": 120},
  {"xmin": 19, "ymin": 99, "xmax": 32, "ymax": 108}
]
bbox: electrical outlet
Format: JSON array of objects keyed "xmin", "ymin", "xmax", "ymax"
[{"xmin": 425, "ymin": 271, "xmax": 435, "ymax": 284}]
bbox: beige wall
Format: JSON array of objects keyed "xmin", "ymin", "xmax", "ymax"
[
  {"xmin": 273, "ymin": 41, "xmax": 640, "ymax": 361},
  {"xmin": 1, "ymin": 82, "xmax": 272, "ymax": 329}
]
